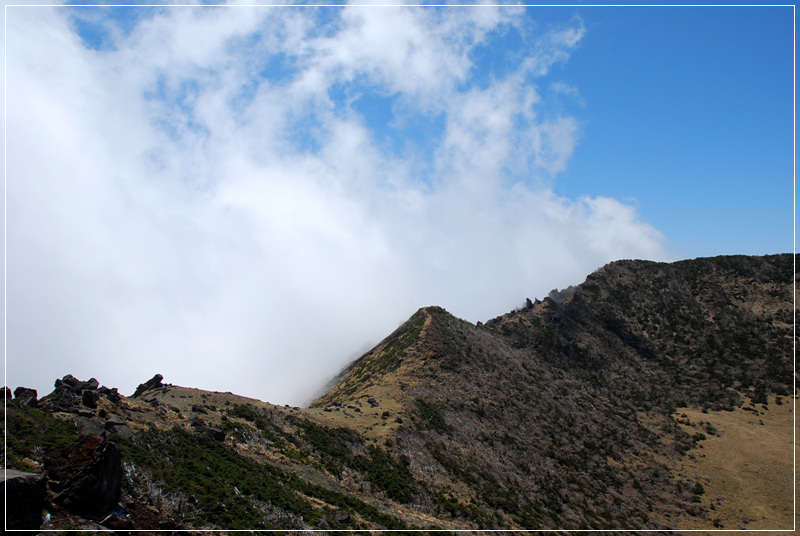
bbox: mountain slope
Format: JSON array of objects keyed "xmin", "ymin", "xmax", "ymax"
[
  {"xmin": 5, "ymin": 253, "xmax": 795, "ymax": 532},
  {"xmin": 309, "ymin": 253, "xmax": 795, "ymax": 529}
]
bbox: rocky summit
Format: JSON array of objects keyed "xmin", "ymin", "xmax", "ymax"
[{"xmin": 3, "ymin": 254, "xmax": 795, "ymax": 533}]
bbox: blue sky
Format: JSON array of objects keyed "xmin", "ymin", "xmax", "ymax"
[
  {"xmin": 555, "ymin": 6, "xmax": 794, "ymax": 258},
  {"xmin": 4, "ymin": 3, "xmax": 794, "ymax": 404}
]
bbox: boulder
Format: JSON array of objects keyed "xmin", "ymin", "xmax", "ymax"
[
  {"xmin": 1, "ymin": 470, "xmax": 47, "ymax": 529},
  {"xmin": 132, "ymin": 374, "xmax": 163, "ymax": 398},
  {"xmin": 334, "ymin": 509, "xmax": 351, "ymax": 523},
  {"xmin": 43, "ymin": 436, "xmax": 122, "ymax": 518},
  {"xmin": 188, "ymin": 414, "xmax": 206, "ymax": 427},
  {"xmin": 104, "ymin": 416, "xmax": 126, "ymax": 430},
  {"xmin": 108, "ymin": 425, "xmax": 134, "ymax": 439},
  {"xmin": 82, "ymin": 390, "xmax": 99, "ymax": 409},
  {"xmin": 74, "ymin": 417, "xmax": 105, "ymax": 436},
  {"xmin": 13, "ymin": 386, "xmax": 38, "ymax": 407},
  {"xmin": 84, "ymin": 377, "xmax": 100, "ymax": 391},
  {"xmin": 196, "ymin": 426, "xmax": 225, "ymax": 441},
  {"xmin": 60, "ymin": 374, "xmax": 83, "ymax": 390}
]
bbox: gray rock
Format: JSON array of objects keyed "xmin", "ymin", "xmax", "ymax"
[
  {"xmin": 1, "ymin": 469, "xmax": 47, "ymax": 529},
  {"xmin": 108, "ymin": 425, "xmax": 135, "ymax": 439},
  {"xmin": 104, "ymin": 416, "xmax": 126, "ymax": 429},
  {"xmin": 74, "ymin": 416, "xmax": 105, "ymax": 436},
  {"xmin": 13, "ymin": 386, "xmax": 38, "ymax": 407}
]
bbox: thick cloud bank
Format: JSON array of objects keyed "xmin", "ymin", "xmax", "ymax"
[{"xmin": 6, "ymin": 5, "xmax": 666, "ymax": 405}]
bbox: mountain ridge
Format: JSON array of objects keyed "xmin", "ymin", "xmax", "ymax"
[{"xmin": 4, "ymin": 253, "xmax": 795, "ymax": 532}]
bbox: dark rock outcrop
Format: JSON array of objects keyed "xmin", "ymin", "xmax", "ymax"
[
  {"xmin": 13, "ymin": 386, "xmax": 39, "ymax": 407},
  {"xmin": 132, "ymin": 374, "xmax": 163, "ymax": 398},
  {"xmin": 2, "ymin": 469, "xmax": 47, "ymax": 529},
  {"xmin": 44, "ymin": 375, "xmax": 111, "ymax": 413},
  {"xmin": 98, "ymin": 386, "xmax": 121, "ymax": 403},
  {"xmin": 43, "ymin": 435, "xmax": 122, "ymax": 518},
  {"xmin": 44, "ymin": 385, "xmax": 81, "ymax": 412}
]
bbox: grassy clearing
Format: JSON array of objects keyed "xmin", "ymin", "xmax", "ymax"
[{"xmin": 670, "ymin": 394, "xmax": 795, "ymax": 532}]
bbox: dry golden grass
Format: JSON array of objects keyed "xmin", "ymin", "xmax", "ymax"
[{"xmin": 671, "ymin": 394, "xmax": 796, "ymax": 533}]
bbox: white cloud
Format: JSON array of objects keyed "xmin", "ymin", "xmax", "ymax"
[{"xmin": 6, "ymin": 5, "xmax": 667, "ymax": 405}]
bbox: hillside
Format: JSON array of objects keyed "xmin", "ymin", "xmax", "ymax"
[{"xmin": 3, "ymin": 253, "xmax": 795, "ymax": 532}]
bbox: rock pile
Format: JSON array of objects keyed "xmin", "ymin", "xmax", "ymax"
[{"xmin": 42, "ymin": 374, "xmax": 121, "ymax": 413}]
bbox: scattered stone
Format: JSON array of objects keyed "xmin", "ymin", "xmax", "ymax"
[
  {"xmin": 14, "ymin": 386, "xmax": 38, "ymax": 407},
  {"xmin": 381, "ymin": 411, "xmax": 391, "ymax": 420},
  {"xmin": 2, "ymin": 469, "xmax": 47, "ymax": 529},
  {"xmin": 395, "ymin": 416, "xmax": 404, "ymax": 424},
  {"xmin": 367, "ymin": 397, "xmax": 379, "ymax": 408},
  {"xmin": 44, "ymin": 435, "xmax": 123, "ymax": 518},
  {"xmin": 191, "ymin": 404, "xmax": 208, "ymax": 414}
]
